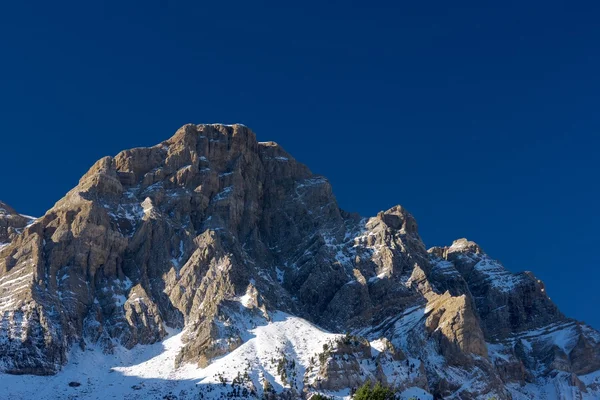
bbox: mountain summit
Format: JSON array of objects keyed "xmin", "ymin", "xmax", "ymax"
[{"xmin": 1, "ymin": 124, "xmax": 599, "ymax": 399}]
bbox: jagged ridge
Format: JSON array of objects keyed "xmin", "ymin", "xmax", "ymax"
[{"xmin": 1, "ymin": 124, "xmax": 599, "ymax": 399}]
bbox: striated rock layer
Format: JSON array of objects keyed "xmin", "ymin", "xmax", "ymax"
[{"xmin": 1, "ymin": 124, "xmax": 599, "ymax": 398}]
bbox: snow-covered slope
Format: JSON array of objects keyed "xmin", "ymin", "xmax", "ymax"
[
  {"xmin": 0, "ymin": 311, "xmax": 431, "ymax": 400},
  {"xmin": 5, "ymin": 308, "xmax": 597, "ymax": 399}
]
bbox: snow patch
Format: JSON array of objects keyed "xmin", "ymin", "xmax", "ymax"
[
  {"xmin": 212, "ymin": 186, "xmax": 233, "ymax": 202},
  {"xmin": 0, "ymin": 313, "xmax": 343, "ymax": 400}
]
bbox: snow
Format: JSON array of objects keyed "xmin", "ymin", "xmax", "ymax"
[
  {"xmin": 117, "ymin": 277, "xmax": 134, "ymax": 291},
  {"xmin": 369, "ymin": 338, "xmax": 387, "ymax": 357},
  {"xmin": 21, "ymin": 214, "xmax": 38, "ymax": 226},
  {"xmin": 487, "ymin": 342, "xmax": 511, "ymax": 363},
  {"xmin": 113, "ymin": 294, "xmax": 127, "ymax": 307},
  {"xmin": 580, "ymin": 369, "xmax": 600, "ymax": 387},
  {"xmin": 322, "ymin": 233, "xmax": 357, "ymax": 266},
  {"xmin": 171, "ymin": 240, "xmax": 185, "ymax": 268},
  {"xmin": 0, "ymin": 272, "xmax": 33, "ymax": 288},
  {"xmin": 511, "ymin": 321, "xmax": 579, "ymax": 354},
  {"xmin": 105, "ymin": 197, "xmax": 145, "ymax": 234},
  {"xmin": 368, "ymin": 272, "xmax": 387, "ymax": 283},
  {"xmin": 399, "ymin": 387, "xmax": 432, "ymax": 400},
  {"xmin": 0, "ymin": 270, "xmax": 34, "ymax": 312},
  {"xmin": 1, "ymin": 307, "xmax": 594, "ymax": 399},
  {"xmin": 316, "ymin": 219, "xmax": 375, "ymax": 272},
  {"xmin": 0, "ymin": 328, "xmax": 189, "ymax": 400},
  {"xmin": 212, "ymin": 186, "xmax": 233, "ymax": 202},
  {"xmin": 0, "ymin": 209, "xmax": 37, "ymax": 222},
  {"xmin": 430, "ymin": 258, "xmax": 460, "ymax": 277},
  {"xmin": 391, "ymin": 306, "xmax": 428, "ymax": 349},
  {"xmin": 507, "ymin": 370, "xmax": 600, "ymax": 400},
  {"xmin": 275, "ymin": 267, "xmax": 284, "ymax": 283},
  {"xmin": 0, "ymin": 298, "xmax": 19, "ymax": 313},
  {"xmin": 296, "ymin": 177, "xmax": 327, "ymax": 189},
  {"xmin": 473, "ymin": 256, "xmax": 524, "ymax": 292},
  {"xmin": 0, "ymin": 312, "xmax": 341, "ymax": 400},
  {"xmin": 442, "ymin": 241, "xmax": 526, "ymax": 293},
  {"xmin": 263, "ymin": 156, "xmax": 289, "ymax": 162},
  {"xmin": 487, "ymin": 321, "xmax": 600, "ymax": 399},
  {"xmin": 239, "ymin": 293, "xmax": 253, "ymax": 308},
  {"xmin": 208, "ymin": 123, "xmax": 246, "ymax": 127}
]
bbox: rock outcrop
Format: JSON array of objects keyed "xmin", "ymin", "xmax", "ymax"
[
  {"xmin": 0, "ymin": 201, "xmax": 34, "ymax": 245},
  {"xmin": 1, "ymin": 123, "xmax": 599, "ymax": 399}
]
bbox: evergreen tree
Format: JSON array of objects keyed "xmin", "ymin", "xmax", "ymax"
[
  {"xmin": 311, "ymin": 394, "xmax": 333, "ymax": 400},
  {"xmin": 353, "ymin": 381, "xmax": 397, "ymax": 400}
]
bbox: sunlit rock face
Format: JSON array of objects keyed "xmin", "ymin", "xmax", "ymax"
[{"xmin": 1, "ymin": 124, "xmax": 599, "ymax": 399}]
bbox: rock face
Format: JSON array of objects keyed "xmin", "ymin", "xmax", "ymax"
[
  {"xmin": 0, "ymin": 201, "xmax": 34, "ymax": 244},
  {"xmin": 1, "ymin": 123, "xmax": 600, "ymax": 399}
]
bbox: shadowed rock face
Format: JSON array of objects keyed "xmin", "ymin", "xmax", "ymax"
[{"xmin": 1, "ymin": 124, "xmax": 599, "ymax": 398}]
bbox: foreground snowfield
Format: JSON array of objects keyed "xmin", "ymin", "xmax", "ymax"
[
  {"xmin": 3, "ymin": 311, "xmax": 600, "ymax": 400},
  {"xmin": 5, "ymin": 310, "xmax": 600, "ymax": 400},
  {"xmin": 2, "ymin": 308, "xmax": 600, "ymax": 399},
  {"xmin": 0, "ymin": 311, "xmax": 430, "ymax": 400}
]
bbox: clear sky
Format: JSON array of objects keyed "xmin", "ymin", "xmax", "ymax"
[{"xmin": 1, "ymin": 1, "xmax": 599, "ymax": 329}]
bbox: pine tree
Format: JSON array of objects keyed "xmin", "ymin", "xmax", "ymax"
[{"xmin": 353, "ymin": 381, "xmax": 397, "ymax": 400}]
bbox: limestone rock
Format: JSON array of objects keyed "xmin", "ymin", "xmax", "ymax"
[
  {"xmin": 0, "ymin": 201, "xmax": 34, "ymax": 244},
  {"xmin": 1, "ymin": 124, "xmax": 599, "ymax": 399}
]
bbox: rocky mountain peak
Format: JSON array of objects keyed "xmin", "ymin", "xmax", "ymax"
[
  {"xmin": 2, "ymin": 124, "xmax": 600, "ymax": 400},
  {"xmin": 447, "ymin": 237, "xmax": 483, "ymax": 254},
  {"xmin": 428, "ymin": 238, "xmax": 482, "ymax": 259},
  {"xmin": 376, "ymin": 205, "xmax": 418, "ymax": 235}
]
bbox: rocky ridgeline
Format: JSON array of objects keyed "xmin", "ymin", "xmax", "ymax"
[{"xmin": 1, "ymin": 124, "xmax": 599, "ymax": 399}]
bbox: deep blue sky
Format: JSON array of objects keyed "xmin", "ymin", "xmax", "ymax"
[{"xmin": 1, "ymin": 1, "xmax": 599, "ymax": 329}]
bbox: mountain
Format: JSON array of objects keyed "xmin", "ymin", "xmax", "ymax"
[{"xmin": 1, "ymin": 123, "xmax": 599, "ymax": 400}]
